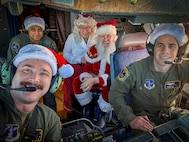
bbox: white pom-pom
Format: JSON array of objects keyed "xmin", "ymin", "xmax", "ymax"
[{"xmin": 58, "ymin": 64, "xmax": 74, "ymax": 78}]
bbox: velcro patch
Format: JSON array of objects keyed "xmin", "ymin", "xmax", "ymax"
[
  {"xmin": 164, "ymin": 80, "xmax": 181, "ymax": 89},
  {"xmin": 23, "ymin": 128, "xmax": 43, "ymax": 141},
  {"xmin": 11, "ymin": 42, "xmax": 20, "ymax": 53},
  {"xmin": 144, "ymin": 79, "xmax": 155, "ymax": 90},
  {"xmin": 118, "ymin": 67, "xmax": 130, "ymax": 82},
  {"xmin": 5, "ymin": 124, "xmax": 20, "ymax": 141}
]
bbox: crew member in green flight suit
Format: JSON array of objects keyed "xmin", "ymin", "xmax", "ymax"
[{"xmin": 109, "ymin": 23, "xmax": 189, "ymax": 136}]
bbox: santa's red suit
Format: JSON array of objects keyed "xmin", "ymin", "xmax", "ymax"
[{"xmin": 72, "ymin": 45, "xmax": 112, "ymax": 112}]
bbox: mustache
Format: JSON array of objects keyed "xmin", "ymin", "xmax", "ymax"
[{"xmin": 20, "ymin": 81, "xmax": 43, "ymax": 90}]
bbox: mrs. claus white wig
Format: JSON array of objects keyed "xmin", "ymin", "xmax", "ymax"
[{"xmin": 73, "ymin": 14, "xmax": 97, "ymax": 42}]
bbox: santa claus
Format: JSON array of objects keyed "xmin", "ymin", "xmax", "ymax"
[{"xmin": 72, "ymin": 20, "xmax": 118, "ymax": 115}]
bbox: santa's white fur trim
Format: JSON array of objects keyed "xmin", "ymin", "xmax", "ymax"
[
  {"xmin": 80, "ymin": 72, "xmax": 93, "ymax": 81},
  {"xmin": 85, "ymin": 53, "xmax": 102, "ymax": 64},
  {"xmin": 97, "ymin": 25, "xmax": 117, "ymax": 36},
  {"xmin": 75, "ymin": 92, "xmax": 92, "ymax": 106},
  {"xmin": 58, "ymin": 64, "xmax": 74, "ymax": 78},
  {"xmin": 97, "ymin": 95, "xmax": 112, "ymax": 112},
  {"xmin": 99, "ymin": 74, "xmax": 109, "ymax": 86},
  {"xmin": 99, "ymin": 58, "xmax": 106, "ymax": 75}
]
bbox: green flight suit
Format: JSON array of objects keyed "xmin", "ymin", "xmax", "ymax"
[
  {"xmin": 7, "ymin": 33, "xmax": 58, "ymax": 62},
  {"xmin": 0, "ymin": 89, "xmax": 62, "ymax": 141},
  {"xmin": 109, "ymin": 56, "xmax": 189, "ymax": 127}
]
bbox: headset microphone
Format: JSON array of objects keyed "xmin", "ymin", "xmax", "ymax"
[
  {"xmin": 0, "ymin": 84, "xmax": 36, "ymax": 92},
  {"xmin": 164, "ymin": 60, "xmax": 183, "ymax": 65},
  {"xmin": 164, "ymin": 61, "xmax": 173, "ymax": 64},
  {"xmin": 10, "ymin": 87, "xmax": 37, "ymax": 92}
]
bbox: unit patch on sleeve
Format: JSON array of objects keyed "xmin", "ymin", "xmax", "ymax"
[
  {"xmin": 11, "ymin": 42, "xmax": 20, "ymax": 53},
  {"xmin": 164, "ymin": 80, "xmax": 181, "ymax": 89},
  {"xmin": 118, "ymin": 67, "xmax": 130, "ymax": 82}
]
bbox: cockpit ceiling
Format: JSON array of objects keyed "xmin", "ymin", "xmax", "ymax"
[{"xmin": 3, "ymin": 0, "xmax": 189, "ymax": 23}]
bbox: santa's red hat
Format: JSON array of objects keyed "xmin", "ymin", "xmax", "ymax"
[
  {"xmin": 96, "ymin": 20, "xmax": 117, "ymax": 36},
  {"xmin": 13, "ymin": 44, "xmax": 74, "ymax": 78},
  {"xmin": 76, "ymin": 14, "xmax": 93, "ymax": 19}
]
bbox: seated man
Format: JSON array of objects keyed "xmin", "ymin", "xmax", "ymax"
[
  {"xmin": 109, "ymin": 23, "xmax": 189, "ymax": 137},
  {"xmin": 72, "ymin": 20, "xmax": 118, "ymax": 127}
]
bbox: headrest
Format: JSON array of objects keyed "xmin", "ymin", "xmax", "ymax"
[{"xmin": 119, "ymin": 32, "xmax": 148, "ymax": 50}]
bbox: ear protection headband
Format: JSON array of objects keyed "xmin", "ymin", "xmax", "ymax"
[
  {"xmin": 146, "ymin": 42, "xmax": 154, "ymax": 56},
  {"xmin": 1, "ymin": 62, "xmax": 14, "ymax": 85},
  {"xmin": 146, "ymin": 42, "xmax": 186, "ymax": 57},
  {"xmin": 1, "ymin": 61, "xmax": 62, "ymax": 93},
  {"xmin": 22, "ymin": 24, "xmax": 49, "ymax": 35}
]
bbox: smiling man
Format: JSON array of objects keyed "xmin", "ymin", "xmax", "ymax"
[
  {"xmin": 72, "ymin": 20, "xmax": 118, "ymax": 127},
  {"xmin": 109, "ymin": 23, "xmax": 189, "ymax": 136},
  {"xmin": 0, "ymin": 44, "xmax": 74, "ymax": 141},
  {"xmin": 7, "ymin": 14, "xmax": 58, "ymax": 61}
]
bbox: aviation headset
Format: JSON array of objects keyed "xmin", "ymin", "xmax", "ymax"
[
  {"xmin": 146, "ymin": 23, "xmax": 188, "ymax": 57},
  {"xmin": 22, "ymin": 24, "xmax": 49, "ymax": 35},
  {"xmin": 146, "ymin": 38, "xmax": 187, "ymax": 58},
  {"xmin": 1, "ymin": 60, "xmax": 62, "ymax": 94},
  {"xmin": 22, "ymin": 13, "xmax": 49, "ymax": 35}
]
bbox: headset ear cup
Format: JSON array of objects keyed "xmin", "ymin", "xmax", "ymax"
[
  {"xmin": 146, "ymin": 43, "xmax": 154, "ymax": 56},
  {"xmin": 178, "ymin": 45, "xmax": 186, "ymax": 59},
  {"xmin": 21, "ymin": 24, "xmax": 27, "ymax": 33},
  {"xmin": 44, "ymin": 24, "xmax": 49, "ymax": 35},
  {"xmin": 1, "ymin": 62, "xmax": 12, "ymax": 85},
  {"xmin": 49, "ymin": 75, "xmax": 62, "ymax": 93}
]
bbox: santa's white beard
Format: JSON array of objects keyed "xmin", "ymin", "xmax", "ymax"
[{"xmin": 96, "ymin": 41, "xmax": 116, "ymax": 64}]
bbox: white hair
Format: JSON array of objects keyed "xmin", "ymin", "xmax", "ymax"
[
  {"xmin": 96, "ymin": 35, "xmax": 117, "ymax": 64},
  {"xmin": 73, "ymin": 14, "xmax": 97, "ymax": 43}
]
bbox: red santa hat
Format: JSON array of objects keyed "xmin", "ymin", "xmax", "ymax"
[
  {"xmin": 13, "ymin": 44, "xmax": 74, "ymax": 78},
  {"xmin": 47, "ymin": 48, "xmax": 74, "ymax": 78},
  {"xmin": 96, "ymin": 20, "xmax": 117, "ymax": 36},
  {"xmin": 147, "ymin": 23, "xmax": 188, "ymax": 47},
  {"xmin": 76, "ymin": 14, "xmax": 93, "ymax": 19},
  {"xmin": 24, "ymin": 13, "xmax": 45, "ymax": 31}
]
